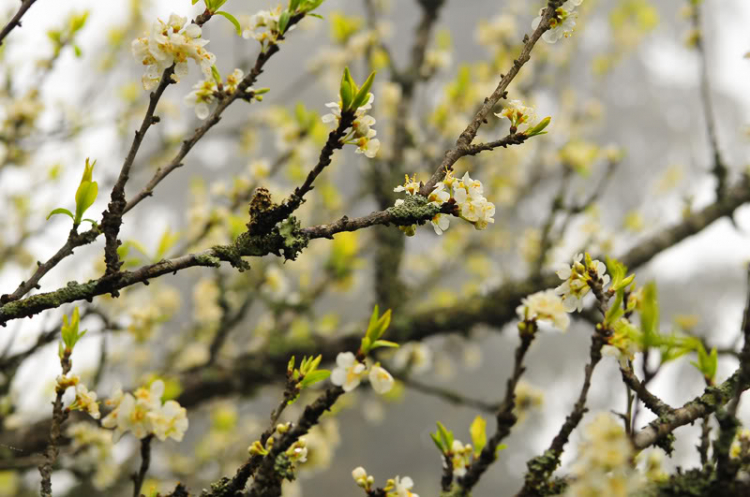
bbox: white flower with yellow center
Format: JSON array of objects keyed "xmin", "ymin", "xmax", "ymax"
[
  {"xmin": 184, "ymin": 78, "xmax": 217, "ymax": 120},
  {"xmin": 132, "ymin": 13, "xmax": 216, "ymax": 90},
  {"xmin": 495, "ymin": 99, "xmax": 537, "ymax": 132},
  {"xmin": 148, "ymin": 400, "xmax": 188, "ymax": 442},
  {"xmin": 368, "ymin": 364, "xmax": 395, "ymax": 394},
  {"xmin": 394, "ymin": 174, "xmax": 421, "ymax": 196},
  {"xmin": 450, "ymin": 440, "xmax": 473, "ymax": 477},
  {"xmin": 532, "ymin": 0, "xmax": 583, "ymax": 44},
  {"xmin": 331, "ymin": 352, "xmax": 366, "ymax": 392},
  {"xmin": 70, "ymin": 383, "xmax": 101, "ymax": 419},
  {"xmin": 516, "ymin": 290, "xmax": 570, "ymax": 331},
  {"xmin": 555, "ymin": 253, "xmax": 609, "ymax": 312},
  {"xmin": 389, "ymin": 476, "xmax": 418, "ymax": 497}
]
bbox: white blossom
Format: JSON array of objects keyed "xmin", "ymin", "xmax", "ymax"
[
  {"xmin": 369, "ymin": 364, "xmax": 395, "ymax": 394},
  {"xmin": 532, "ymin": 0, "xmax": 583, "ymax": 44},
  {"xmin": 132, "ymin": 14, "xmax": 215, "ymax": 90},
  {"xmin": 516, "ymin": 290, "xmax": 570, "ymax": 331},
  {"xmin": 391, "ymin": 476, "xmax": 419, "ymax": 497},
  {"xmin": 331, "ymin": 352, "xmax": 366, "ymax": 392}
]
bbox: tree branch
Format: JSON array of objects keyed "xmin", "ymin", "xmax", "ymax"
[{"xmin": 0, "ymin": 0, "xmax": 38, "ymax": 47}]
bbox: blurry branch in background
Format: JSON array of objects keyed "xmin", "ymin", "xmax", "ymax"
[
  {"xmin": 689, "ymin": 0, "xmax": 728, "ymax": 199},
  {"xmin": 0, "ymin": 0, "xmax": 38, "ymax": 47}
]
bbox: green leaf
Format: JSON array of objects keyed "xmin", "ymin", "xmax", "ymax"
[
  {"xmin": 496, "ymin": 444, "xmax": 508, "ymax": 454},
  {"xmin": 360, "ymin": 336, "xmax": 371, "ymax": 354},
  {"xmin": 155, "ymin": 228, "xmax": 180, "ymax": 261},
  {"xmin": 278, "ymin": 10, "xmax": 291, "ymax": 35},
  {"xmin": 526, "ymin": 116, "xmax": 551, "ymax": 137},
  {"xmin": 192, "ymin": 0, "xmax": 201, "ymax": 4},
  {"xmin": 641, "ymin": 282, "xmax": 659, "ymax": 347},
  {"xmin": 344, "ymin": 66, "xmax": 358, "ymax": 95},
  {"xmin": 300, "ymin": 0, "xmax": 326, "ymax": 13},
  {"xmin": 430, "ymin": 432, "xmax": 445, "ymax": 452},
  {"xmin": 339, "ymin": 69, "xmax": 354, "ymax": 111},
  {"xmin": 73, "ymin": 45, "xmax": 82, "ymax": 57},
  {"xmin": 74, "ymin": 181, "xmax": 98, "ymax": 224},
  {"xmin": 307, "ymin": 13, "xmax": 323, "ymax": 19},
  {"xmin": 351, "ymin": 71, "xmax": 376, "ymax": 109},
  {"xmin": 436, "ymin": 422, "xmax": 453, "ymax": 454},
  {"xmin": 300, "ymin": 370, "xmax": 331, "ymax": 387},
  {"xmin": 215, "ymin": 11, "xmax": 242, "ymax": 36},
  {"xmin": 604, "ymin": 289, "xmax": 624, "ymax": 326},
  {"xmin": 289, "ymin": 0, "xmax": 302, "ymax": 12},
  {"xmin": 373, "ymin": 310, "xmax": 391, "ymax": 340},
  {"xmin": 470, "ymin": 415, "xmax": 487, "ymax": 457},
  {"xmin": 47, "ymin": 207, "xmax": 74, "ymax": 221},
  {"xmin": 371, "ymin": 340, "xmax": 399, "ymax": 349}
]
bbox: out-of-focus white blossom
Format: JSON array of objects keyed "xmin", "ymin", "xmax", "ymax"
[
  {"xmin": 368, "ymin": 364, "xmax": 395, "ymax": 394},
  {"xmin": 516, "ymin": 290, "xmax": 570, "ymax": 331},
  {"xmin": 565, "ymin": 412, "xmax": 644, "ymax": 496},
  {"xmin": 101, "ymin": 380, "xmax": 188, "ymax": 442},
  {"xmin": 389, "ymin": 475, "xmax": 419, "ymax": 497},
  {"xmin": 240, "ymin": 6, "xmax": 294, "ymax": 48},
  {"xmin": 69, "ymin": 383, "xmax": 101, "ymax": 419},
  {"xmin": 184, "ymin": 78, "xmax": 217, "ymax": 120}
]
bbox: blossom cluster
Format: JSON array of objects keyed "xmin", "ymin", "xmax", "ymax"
[
  {"xmin": 449, "ymin": 439, "xmax": 474, "ymax": 478},
  {"xmin": 101, "ymin": 380, "xmax": 188, "ymax": 442},
  {"xmin": 57, "ymin": 375, "xmax": 100, "ymax": 419},
  {"xmin": 555, "ymin": 253, "xmax": 609, "ymax": 312},
  {"xmin": 516, "ymin": 289, "xmax": 570, "ymax": 331},
  {"xmin": 132, "ymin": 14, "xmax": 216, "ymax": 90},
  {"xmin": 565, "ymin": 413, "xmax": 644, "ymax": 496},
  {"xmin": 533, "ymin": 0, "xmax": 584, "ymax": 44},
  {"xmin": 184, "ymin": 68, "xmax": 255, "ymax": 120},
  {"xmin": 331, "ymin": 352, "xmax": 394, "ymax": 394},
  {"xmin": 393, "ymin": 170, "xmax": 495, "ymax": 236},
  {"xmin": 352, "ymin": 467, "xmax": 419, "ymax": 497},
  {"xmin": 240, "ymin": 6, "xmax": 292, "ymax": 49},
  {"xmin": 322, "ymin": 93, "xmax": 381, "ymax": 158},
  {"xmin": 496, "ymin": 99, "xmax": 536, "ymax": 133}
]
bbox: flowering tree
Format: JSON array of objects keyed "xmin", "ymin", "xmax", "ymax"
[{"xmin": 0, "ymin": 0, "xmax": 749, "ymax": 496}]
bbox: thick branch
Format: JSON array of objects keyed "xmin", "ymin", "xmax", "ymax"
[{"xmin": 633, "ymin": 369, "xmax": 750, "ymax": 450}]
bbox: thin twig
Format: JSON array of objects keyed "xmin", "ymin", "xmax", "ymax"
[
  {"xmin": 420, "ymin": 1, "xmax": 562, "ymax": 196},
  {"xmin": 457, "ymin": 328, "xmax": 537, "ymax": 494},
  {"xmin": 691, "ymin": 3, "xmax": 727, "ymax": 198},
  {"xmin": 0, "ymin": 0, "xmax": 38, "ymax": 47}
]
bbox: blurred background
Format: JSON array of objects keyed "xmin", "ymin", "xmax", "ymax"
[{"xmin": 1, "ymin": 0, "xmax": 750, "ymax": 495}]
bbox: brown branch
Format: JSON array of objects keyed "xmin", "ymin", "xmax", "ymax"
[
  {"xmin": 38, "ymin": 350, "xmax": 72, "ymax": 497},
  {"xmin": 101, "ymin": 66, "xmax": 175, "ymax": 278},
  {"xmin": 398, "ymin": 375, "xmax": 500, "ymax": 413},
  {"xmin": 619, "ymin": 363, "xmax": 674, "ymax": 418},
  {"xmin": 123, "ymin": 14, "xmax": 305, "ymax": 215},
  {"xmin": 633, "ymin": 368, "xmax": 749, "ymax": 450},
  {"xmin": 691, "ymin": 3, "xmax": 727, "ymax": 198},
  {"xmin": 132, "ymin": 435, "xmax": 153, "ymax": 497},
  {"xmin": 420, "ymin": 1, "xmax": 562, "ymax": 196},
  {"xmin": 0, "ymin": 0, "xmax": 38, "ymax": 47},
  {"xmin": 457, "ymin": 328, "xmax": 537, "ymax": 494},
  {"xmin": 519, "ymin": 329, "xmax": 607, "ymax": 496},
  {"xmin": 1, "ymin": 228, "xmax": 99, "ymax": 304}
]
